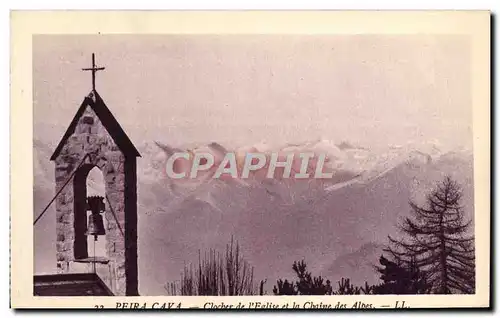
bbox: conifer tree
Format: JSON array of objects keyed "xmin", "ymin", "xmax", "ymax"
[
  {"xmin": 373, "ymin": 255, "xmax": 430, "ymax": 294},
  {"xmin": 273, "ymin": 260, "xmax": 332, "ymax": 295},
  {"xmin": 386, "ymin": 176, "xmax": 475, "ymax": 294}
]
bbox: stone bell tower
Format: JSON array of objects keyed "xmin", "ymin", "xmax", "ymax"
[{"xmin": 49, "ymin": 54, "xmax": 141, "ymax": 296}]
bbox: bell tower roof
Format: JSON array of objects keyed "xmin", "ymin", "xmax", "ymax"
[{"xmin": 50, "ymin": 90, "xmax": 141, "ymax": 160}]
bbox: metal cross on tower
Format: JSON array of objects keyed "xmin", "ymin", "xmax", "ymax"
[{"xmin": 82, "ymin": 53, "xmax": 105, "ymax": 91}]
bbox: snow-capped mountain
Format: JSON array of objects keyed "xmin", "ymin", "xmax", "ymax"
[{"xmin": 33, "ymin": 138, "xmax": 474, "ymax": 294}]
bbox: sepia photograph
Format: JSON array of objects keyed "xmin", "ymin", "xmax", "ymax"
[{"xmin": 10, "ymin": 11, "xmax": 490, "ymax": 309}]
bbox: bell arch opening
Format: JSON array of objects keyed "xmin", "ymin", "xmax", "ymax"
[
  {"xmin": 86, "ymin": 167, "xmax": 107, "ymax": 260},
  {"xmin": 72, "ymin": 163, "xmax": 109, "ymax": 263}
]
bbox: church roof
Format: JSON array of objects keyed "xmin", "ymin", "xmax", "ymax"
[
  {"xmin": 50, "ymin": 90, "xmax": 141, "ymax": 160},
  {"xmin": 34, "ymin": 273, "xmax": 114, "ymax": 296}
]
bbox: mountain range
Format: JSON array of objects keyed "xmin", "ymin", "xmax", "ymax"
[{"xmin": 33, "ymin": 138, "xmax": 474, "ymax": 295}]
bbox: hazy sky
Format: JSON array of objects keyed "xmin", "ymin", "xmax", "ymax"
[{"xmin": 33, "ymin": 35, "xmax": 472, "ymax": 151}]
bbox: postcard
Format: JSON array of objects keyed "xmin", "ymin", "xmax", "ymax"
[{"xmin": 10, "ymin": 10, "xmax": 490, "ymax": 309}]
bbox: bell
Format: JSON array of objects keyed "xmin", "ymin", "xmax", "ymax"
[
  {"xmin": 85, "ymin": 196, "xmax": 106, "ymax": 241},
  {"xmin": 86, "ymin": 213, "xmax": 105, "ymax": 240}
]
